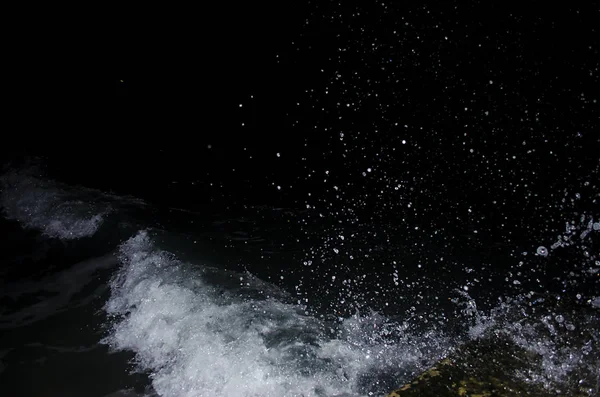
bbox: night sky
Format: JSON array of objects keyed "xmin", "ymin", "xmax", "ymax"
[{"xmin": 6, "ymin": 3, "xmax": 599, "ymax": 267}]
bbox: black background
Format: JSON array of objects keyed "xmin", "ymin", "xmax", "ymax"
[{"xmin": 4, "ymin": 2, "xmax": 599, "ymax": 247}]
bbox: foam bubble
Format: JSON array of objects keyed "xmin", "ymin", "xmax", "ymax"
[{"xmin": 536, "ymin": 246, "xmax": 548, "ymax": 256}]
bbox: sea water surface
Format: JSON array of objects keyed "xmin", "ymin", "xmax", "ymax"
[{"xmin": 0, "ymin": 165, "xmax": 598, "ymax": 396}]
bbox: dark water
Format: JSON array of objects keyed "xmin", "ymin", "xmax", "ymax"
[{"xmin": 0, "ymin": 163, "xmax": 598, "ymax": 396}]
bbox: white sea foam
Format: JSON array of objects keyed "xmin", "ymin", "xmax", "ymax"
[
  {"xmin": 0, "ymin": 169, "xmax": 109, "ymax": 239},
  {"xmin": 0, "ymin": 168, "xmax": 145, "ymax": 240},
  {"xmin": 103, "ymin": 231, "xmax": 450, "ymax": 397}
]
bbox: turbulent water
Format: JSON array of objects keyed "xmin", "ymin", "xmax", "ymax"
[{"xmin": 0, "ymin": 166, "xmax": 598, "ymax": 396}]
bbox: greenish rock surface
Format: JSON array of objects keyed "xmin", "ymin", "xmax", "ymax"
[{"xmin": 385, "ymin": 332, "xmax": 596, "ymax": 397}]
